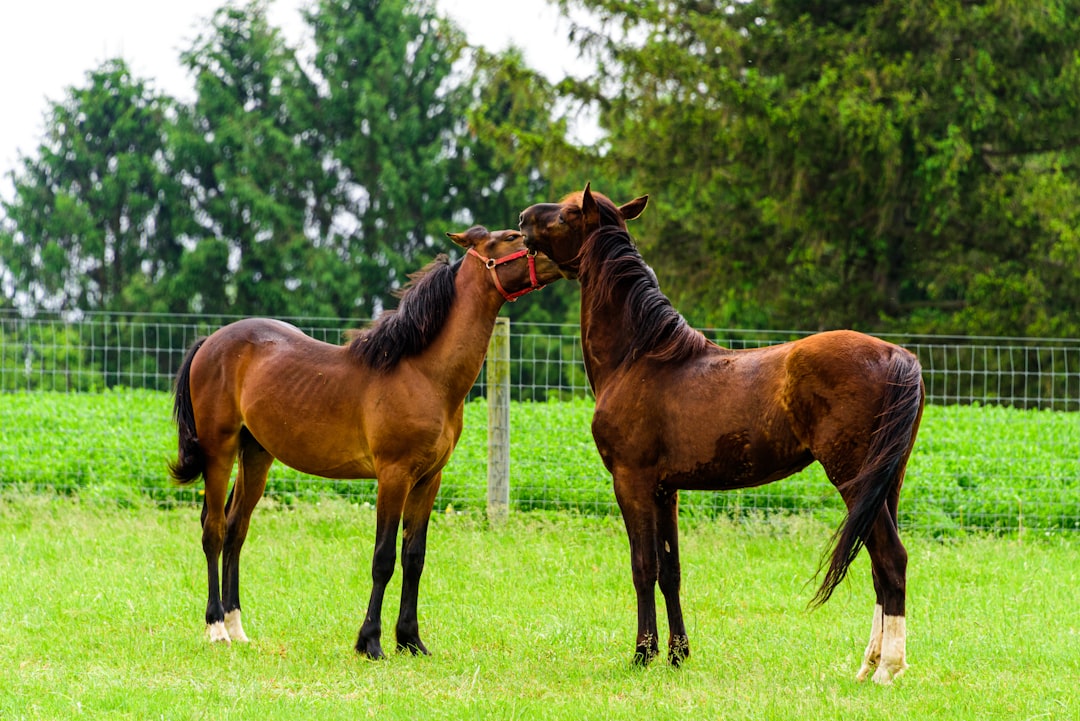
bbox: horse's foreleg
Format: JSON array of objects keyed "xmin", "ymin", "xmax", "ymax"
[
  {"xmin": 656, "ymin": 490, "xmax": 689, "ymax": 666},
  {"xmin": 616, "ymin": 476, "xmax": 661, "ymax": 665},
  {"xmin": 221, "ymin": 433, "xmax": 273, "ymax": 643},
  {"xmin": 356, "ymin": 477, "xmax": 409, "ymax": 659},
  {"xmin": 395, "ymin": 471, "xmax": 442, "ymax": 655}
]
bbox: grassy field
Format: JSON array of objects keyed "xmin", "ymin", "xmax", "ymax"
[
  {"xmin": 0, "ymin": 496, "xmax": 1077, "ymax": 720},
  {"xmin": 1, "ymin": 390, "xmax": 1078, "ymax": 532}
]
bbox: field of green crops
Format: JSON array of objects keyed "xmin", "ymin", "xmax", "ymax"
[{"xmin": 1, "ymin": 390, "xmax": 1078, "ymax": 533}]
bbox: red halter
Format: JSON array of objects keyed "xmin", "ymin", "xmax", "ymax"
[{"xmin": 467, "ymin": 247, "xmax": 546, "ymax": 302}]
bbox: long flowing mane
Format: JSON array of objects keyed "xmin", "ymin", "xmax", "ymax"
[
  {"xmin": 348, "ymin": 255, "xmax": 462, "ymax": 370},
  {"xmin": 578, "ymin": 225, "xmax": 710, "ymax": 364}
]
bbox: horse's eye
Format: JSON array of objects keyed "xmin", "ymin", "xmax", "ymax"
[{"xmin": 557, "ymin": 214, "xmax": 566, "ymax": 225}]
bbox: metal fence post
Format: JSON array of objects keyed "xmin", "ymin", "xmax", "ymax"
[{"xmin": 486, "ymin": 316, "xmax": 511, "ymax": 524}]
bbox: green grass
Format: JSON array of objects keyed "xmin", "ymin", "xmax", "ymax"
[
  {"xmin": 1, "ymin": 390, "xmax": 1078, "ymax": 532},
  {"xmin": 0, "ymin": 497, "xmax": 1077, "ymax": 720}
]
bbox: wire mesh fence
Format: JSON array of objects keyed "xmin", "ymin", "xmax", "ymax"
[{"xmin": 1, "ymin": 309, "xmax": 1078, "ymax": 534}]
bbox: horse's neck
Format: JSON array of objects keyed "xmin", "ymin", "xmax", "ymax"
[
  {"xmin": 578, "ymin": 282, "xmax": 634, "ymax": 393},
  {"xmin": 416, "ymin": 267, "xmax": 504, "ymax": 400}
]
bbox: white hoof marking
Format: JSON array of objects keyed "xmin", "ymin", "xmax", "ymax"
[
  {"xmin": 872, "ymin": 662, "xmax": 906, "ymax": 685},
  {"xmin": 856, "ymin": 604, "xmax": 884, "ymax": 682},
  {"xmin": 206, "ymin": 621, "xmax": 231, "ymax": 645},
  {"xmin": 871, "ymin": 614, "xmax": 908, "ymax": 685},
  {"xmin": 224, "ymin": 609, "xmax": 249, "ymax": 643}
]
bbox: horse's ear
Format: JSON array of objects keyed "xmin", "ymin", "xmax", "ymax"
[
  {"xmin": 620, "ymin": 195, "xmax": 649, "ymax": 221},
  {"xmin": 581, "ymin": 182, "xmax": 599, "ymax": 225},
  {"xmin": 447, "ymin": 226, "xmax": 490, "ymax": 250}
]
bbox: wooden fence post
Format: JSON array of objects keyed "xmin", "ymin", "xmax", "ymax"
[{"xmin": 486, "ymin": 316, "xmax": 510, "ymax": 524}]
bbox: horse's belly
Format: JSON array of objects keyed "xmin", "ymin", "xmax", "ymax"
[
  {"xmin": 265, "ymin": 443, "xmax": 377, "ymax": 480},
  {"xmin": 244, "ymin": 417, "xmax": 376, "ymax": 480},
  {"xmin": 656, "ymin": 430, "xmax": 815, "ymax": 491},
  {"xmin": 280, "ymin": 452, "xmax": 377, "ymax": 480}
]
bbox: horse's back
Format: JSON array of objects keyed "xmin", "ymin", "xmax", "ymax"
[
  {"xmin": 594, "ymin": 331, "xmax": 919, "ymax": 490},
  {"xmin": 194, "ymin": 317, "xmax": 342, "ymax": 377},
  {"xmin": 200, "ymin": 317, "xmax": 315, "ymax": 355},
  {"xmin": 782, "ymin": 330, "xmax": 918, "ymax": 401},
  {"xmin": 592, "ymin": 344, "xmax": 809, "ymax": 488}
]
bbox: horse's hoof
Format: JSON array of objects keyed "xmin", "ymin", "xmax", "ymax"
[
  {"xmin": 668, "ymin": 636, "xmax": 690, "ymax": 667},
  {"xmin": 355, "ymin": 636, "xmax": 385, "ymax": 660},
  {"xmin": 397, "ymin": 639, "xmax": 430, "ymax": 656},
  {"xmin": 871, "ymin": 661, "xmax": 907, "ymax": 685},
  {"xmin": 206, "ymin": 621, "xmax": 231, "ymax": 645},
  {"xmin": 632, "ymin": 642, "xmax": 658, "ymax": 666},
  {"xmin": 223, "ymin": 610, "xmax": 249, "ymax": 643}
]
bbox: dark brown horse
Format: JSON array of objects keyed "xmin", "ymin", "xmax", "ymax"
[
  {"xmin": 169, "ymin": 227, "xmax": 559, "ymax": 658},
  {"xmin": 519, "ymin": 185, "xmax": 924, "ymax": 684}
]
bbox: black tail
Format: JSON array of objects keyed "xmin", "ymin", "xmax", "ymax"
[
  {"xmin": 168, "ymin": 337, "xmax": 207, "ymax": 485},
  {"xmin": 811, "ymin": 349, "xmax": 924, "ymax": 607}
]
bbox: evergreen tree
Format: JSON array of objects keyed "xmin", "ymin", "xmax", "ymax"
[
  {"xmin": 558, "ymin": 0, "xmax": 1080, "ymax": 336},
  {"xmin": 172, "ymin": 0, "xmax": 340, "ymax": 317},
  {"xmin": 0, "ymin": 59, "xmax": 187, "ymax": 312},
  {"xmin": 304, "ymin": 0, "xmax": 470, "ymax": 316}
]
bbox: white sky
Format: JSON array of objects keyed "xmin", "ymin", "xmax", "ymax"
[{"xmin": 0, "ymin": 0, "xmax": 588, "ymax": 195}]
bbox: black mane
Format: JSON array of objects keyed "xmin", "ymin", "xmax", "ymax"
[
  {"xmin": 578, "ymin": 226, "xmax": 709, "ymax": 365},
  {"xmin": 593, "ymin": 193, "xmax": 629, "ymax": 229},
  {"xmin": 348, "ymin": 255, "xmax": 462, "ymax": 370}
]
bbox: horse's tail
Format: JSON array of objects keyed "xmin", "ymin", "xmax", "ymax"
[
  {"xmin": 811, "ymin": 348, "xmax": 924, "ymax": 608},
  {"xmin": 168, "ymin": 337, "xmax": 207, "ymax": 485}
]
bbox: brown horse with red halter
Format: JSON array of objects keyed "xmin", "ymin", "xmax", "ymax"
[
  {"xmin": 169, "ymin": 227, "xmax": 557, "ymax": 658},
  {"xmin": 519, "ymin": 185, "xmax": 924, "ymax": 684}
]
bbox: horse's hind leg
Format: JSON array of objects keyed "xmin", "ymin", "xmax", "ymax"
[
  {"xmin": 857, "ymin": 581, "xmax": 884, "ymax": 681},
  {"xmin": 200, "ymin": 443, "xmax": 239, "ymax": 644},
  {"xmin": 857, "ymin": 508, "xmax": 908, "ymax": 684},
  {"xmin": 221, "ymin": 430, "xmax": 273, "ymax": 643},
  {"xmin": 395, "ymin": 470, "xmax": 442, "ymax": 655}
]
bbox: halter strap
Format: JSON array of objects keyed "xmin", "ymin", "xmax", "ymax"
[{"xmin": 466, "ymin": 247, "xmax": 546, "ymax": 302}]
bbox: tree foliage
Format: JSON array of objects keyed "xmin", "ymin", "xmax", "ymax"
[
  {"xmin": 5, "ymin": 0, "xmax": 1079, "ymax": 339},
  {"xmin": 560, "ymin": 0, "xmax": 1080, "ymax": 336},
  {"xmin": 304, "ymin": 0, "xmax": 473, "ymax": 317},
  {"xmin": 172, "ymin": 1, "xmax": 339, "ymax": 316},
  {"xmin": 455, "ymin": 47, "xmax": 588, "ymax": 326},
  {"xmin": 0, "ymin": 59, "xmax": 187, "ymax": 312},
  {"xmin": 1, "ymin": 0, "xmax": 583, "ymax": 321}
]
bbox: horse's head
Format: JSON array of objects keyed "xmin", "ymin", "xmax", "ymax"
[
  {"xmin": 447, "ymin": 226, "xmax": 562, "ymax": 302},
  {"xmin": 518, "ymin": 183, "xmax": 648, "ymax": 278}
]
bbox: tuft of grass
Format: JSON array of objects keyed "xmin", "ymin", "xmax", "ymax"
[{"xmin": 0, "ymin": 497, "xmax": 1077, "ymax": 720}]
